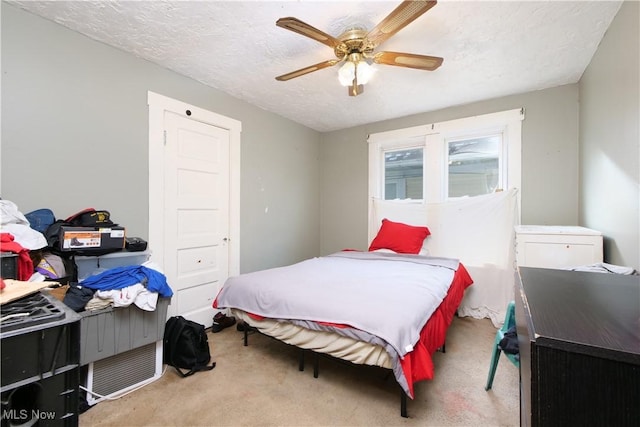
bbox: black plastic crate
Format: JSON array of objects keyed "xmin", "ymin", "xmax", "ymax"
[
  {"xmin": 0, "ymin": 252, "xmax": 18, "ymax": 279},
  {"xmin": 0, "ymin": 367, "xmax": 80, "ymax": 427},
  {"xmin": 1, "ymin": 294, "xmax": 81, "ymax": 390},
  {"xmin": 0, "ymin": 325, "xmax": 79, "ymax": 389}
]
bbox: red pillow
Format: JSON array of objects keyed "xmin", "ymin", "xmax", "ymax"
[{"xmin": 368, "ymin": 219, "xmax": 431, "ymax": 254}]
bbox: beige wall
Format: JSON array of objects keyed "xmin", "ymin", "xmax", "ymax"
[
  {"xmin": 1, "ymin": 3, "xmax": 321, "ymax": 274},
  {"xmin": 320, "ymin": 84, "xmax": 581, "ymax": 255},
  {"xmin": 579, "ymin": 0, "xmax": 639, "ymax": 269},
  {"xmin": 320, "ymin": 126, "xmax": 371, "ymax": 255}
]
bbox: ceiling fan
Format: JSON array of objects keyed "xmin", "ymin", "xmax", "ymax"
[{"xmin": 275, "ymin": 0, "xmax": 443, "ymax": 96}]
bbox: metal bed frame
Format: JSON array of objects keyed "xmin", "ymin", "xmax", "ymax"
[{"xmin": 241, "ymin": 324, "xmax": 446, "ymax": 418}]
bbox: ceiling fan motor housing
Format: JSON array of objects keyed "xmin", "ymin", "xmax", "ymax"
[{"xmin": 334, "ymin": 27, "xmax": 374, "ymax": 59}]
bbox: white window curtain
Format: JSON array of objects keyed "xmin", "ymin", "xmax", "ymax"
[{"xmin": 370, "ymin": 188, "xmax": 519, "ymax": 326}]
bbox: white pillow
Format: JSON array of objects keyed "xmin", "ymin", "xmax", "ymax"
[{"xmin": 371, "ymin": 248, "xmax": 397, "ymax": 254}]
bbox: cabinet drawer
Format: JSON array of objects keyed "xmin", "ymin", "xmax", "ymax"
[{"xmin": 518, "ymin": 241, "xmax": 601, "ymax": 268}]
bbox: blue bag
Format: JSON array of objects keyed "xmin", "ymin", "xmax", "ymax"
[{"xmin": 24, "ymin": 208, "xmax": 56, "ymax": 233}]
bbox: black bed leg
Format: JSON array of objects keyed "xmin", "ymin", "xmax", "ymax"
[
  {"xmin": 244, "ymin": 327, "xmax": 248, "ymax": 346},
  {"xmin": 313, "ymin": 352, "xmax": 319, "ymax": 378},
  {"xmin": 400, "ymin": 390, "xmax": 408, "ymax": 418},
  {"xmin": 441, "ymin": 340, "xmax": 446, "ymax": 353},
  {"xmin": 299, "ymin": 349, "xmax": 305, "ymax": 371}
]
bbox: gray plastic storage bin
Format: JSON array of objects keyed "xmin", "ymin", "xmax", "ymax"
[
  {"xmin": 76, "ymin": 250, "xmax": 151, "ymax": 281},
  {"xmin": 79, "ymin": 297, "xmax": 169, "ymax": 365}
]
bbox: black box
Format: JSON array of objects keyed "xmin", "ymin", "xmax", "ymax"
[
  {"xmin": 0, "ymin": 252, "xmax": 18, "ymax": 279},
  {"xmin": 0, "ymin": 367, "xmax": 80, "ymax": 427},
  {"xmin": 58, "ymin": 226, "xmax": 125, "ymax": 253},
  {"xmin": 0, "ymin": 293, "xmax": 81, "ymax": 389},
  {"xmin": 1, "ymin": 293, "xmax": 81, "ymax": 427}
]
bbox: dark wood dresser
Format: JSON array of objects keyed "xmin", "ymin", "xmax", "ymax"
[{"xmin": 515, "ymin": 267, "xmax": 640, "ymax": 426}]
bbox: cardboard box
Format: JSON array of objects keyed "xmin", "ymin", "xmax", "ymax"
[
  {"xmin": 59, "ymin": 226, "xmax": 125, "ymax": 252},
  {"xmin": 46, "ymin": 284, "xmax": 70, "ymax": 302}
]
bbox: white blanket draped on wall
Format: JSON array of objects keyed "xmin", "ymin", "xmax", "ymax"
[{"xmin": 370, "ymin": 188, "xmax": 519, "ymax": 327}]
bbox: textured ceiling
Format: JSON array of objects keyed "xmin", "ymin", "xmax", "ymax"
[{"xmin": 8, "ymin": 0, "xmax": 623, "ymax": 132}]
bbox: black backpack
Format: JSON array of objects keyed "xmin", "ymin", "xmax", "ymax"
[{"xmin": 163, "ymin": 316, "xmax": 216, "ymax": 377}]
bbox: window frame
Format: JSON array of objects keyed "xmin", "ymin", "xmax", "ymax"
[{"xmin": 368, "ymin": 108, "xmax": 523, "ymax": 214}]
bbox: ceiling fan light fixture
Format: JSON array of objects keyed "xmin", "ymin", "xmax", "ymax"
[
  {"xmin": 338, "ymin": 58, "xmax": 375, "ymax": 88},
  {"xmin": 356, "ymin": 61, "xmax": 374, "ymax": 85},
  {"xmin": 338, "ymin": 60, "xmax": 356, "ymax": 86}
]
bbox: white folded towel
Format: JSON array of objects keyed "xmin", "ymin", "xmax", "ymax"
[{"xmin": 567, "ymin": 262, "xmax": 636, "ymax": 275}]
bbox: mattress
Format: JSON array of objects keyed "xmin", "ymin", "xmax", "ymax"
[{"xmin": 232, "ymin": 309, "xmax": 393, "ymax": 369}]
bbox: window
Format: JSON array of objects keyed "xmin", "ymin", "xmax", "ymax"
[
  {"xmin": 368, "ymin": 108, "xmax": 523, "ymax": 205},
  {"xmin": 447, "ymin": 135, "xmax": 501, "ymax": 197},
  {"xmin": 384, "ymin": 148, "xmax": 424, "ymax": 200}
]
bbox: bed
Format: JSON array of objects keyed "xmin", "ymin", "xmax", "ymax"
[{"xmin": 213, "ymin": 220, "xmax": 474, "ymax": 417}]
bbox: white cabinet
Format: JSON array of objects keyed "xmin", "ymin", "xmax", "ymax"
[{"xmin": 515, "ymin": 225, "xmax": 603, "ymax": 269}]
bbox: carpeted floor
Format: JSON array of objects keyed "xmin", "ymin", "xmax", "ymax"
[{"xmin": 79, "ymin": 315, "xmax": 519, "ymax": 426}]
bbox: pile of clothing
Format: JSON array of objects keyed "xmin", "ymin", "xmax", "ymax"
[
  {"xmin": 0, "ymin": 198, "xmax": 174, "ymax": 313},
  {"xmin": 64, "ymin": 261, "xmax": 173, "ymax": 312},
  {"xmin": 0, "ymin": 200, "xmax": 49, "ymax": 280}
]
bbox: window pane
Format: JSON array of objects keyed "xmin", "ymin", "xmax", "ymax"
[
  {"xmin": 384, "ymin": 148, "xmax": 423, "ymax": 200},
  {"xmin": 448, "ymin": 136, "xmax": 500, "ymax": 197}
]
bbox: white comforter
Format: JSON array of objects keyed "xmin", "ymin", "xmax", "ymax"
[{"xmin": 215, "ymin": 251, "xmax": 458, "ymax": 358}]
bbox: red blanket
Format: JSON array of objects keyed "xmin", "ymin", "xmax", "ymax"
[{"xmin": 400, "ymin": 263, "xmax": 473, "ymax": 397}]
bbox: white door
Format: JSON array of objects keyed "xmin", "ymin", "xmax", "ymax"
[
  {"xmin": 147, "ymin": 91, "xmax": 241, "ymax": 328},
  {"xmin": 163, "ymin": 112, "xmax": 229, "ymax": 326}
]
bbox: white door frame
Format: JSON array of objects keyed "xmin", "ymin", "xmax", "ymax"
[{"xmin": 147, "ymin": 91, "xmax": 241, "ymax": 284}]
